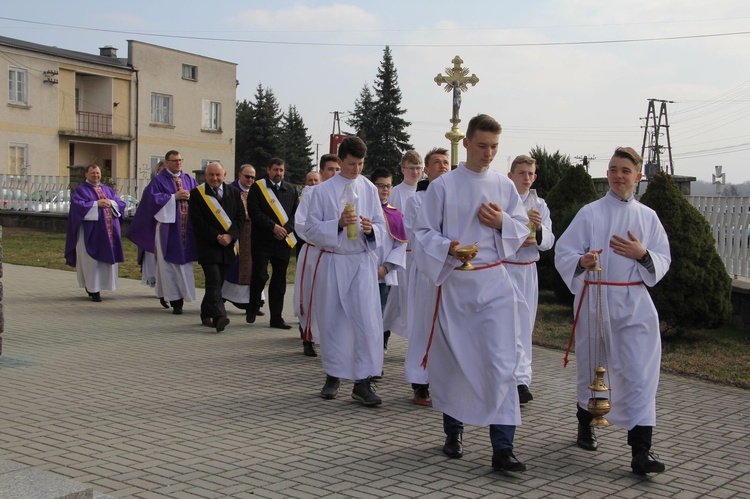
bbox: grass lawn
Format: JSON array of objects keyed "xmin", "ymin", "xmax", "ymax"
[{"xmin": 2, "ymin": 227, "xmax": 748, "ymax": 388}]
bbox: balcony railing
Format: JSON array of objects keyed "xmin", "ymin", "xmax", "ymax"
[{"xmin": 76, "ymin": 111, "xmax": 112, "ymax": 135}]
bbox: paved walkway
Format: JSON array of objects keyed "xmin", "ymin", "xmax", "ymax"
[{"xmin": 1, "ymin": 263, "xmax": 749, "ymax": 498}]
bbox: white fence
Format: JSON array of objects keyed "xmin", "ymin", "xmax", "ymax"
[
  {"xmin": 687, "ymin": 196, "xmax": 750, "ymax": 279},
  {"xmin": 0, "ymin": 174, "xmax": 148, "ymax": 215}
]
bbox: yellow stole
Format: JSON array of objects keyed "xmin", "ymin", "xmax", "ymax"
[
  {"xmin": 196, "ymin": 184, "xmax": 238, "ymax": 255},
  {"xmin": 257, "ymin": 179, "xmax": 297, "ymax": 248}
]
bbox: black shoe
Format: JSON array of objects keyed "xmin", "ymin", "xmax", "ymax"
[
  {"xmin": 90, "ymin": 292, "xmax": 102, "ymax": 302},
  {"xmin": 201, "ymin": 317, "xmax": 214, "ymax": 327},
  {"xmin": 214, "ymin": 317, "xmax": 230, "ymax": 333},
  {"xmin": 256, "ymin": 309, "xmax": 265, "ymax": 316},
  {"xmin": 371, "ymin": 370, "xmax": 383, "ymax": 380},
  {"xmin": 631, "ymin": 450, "xmax": 665, "ymax": 475},
  {"xmin": 577, "ymin": 423, "xmax": 598, "ymax": 451},
  {"xmin": 159, "ymin": 297, "xmax": 170, "ymax": 309},
  {"xmin": 299, "ymin": 324, "xmax": 304, "ymax": 339},
  {"xmin": 320, "ymin": 375, "xmax": 340, "ymax": 399},
  {"xmin": 270, "ymin": 319, "xmax": 293, "ymax": 330},
  {"xmin": 442, "ymin": 433, "xmax": 463, "ymax": 459},
  {"xmin": 517, "ymin": 385, "xmax": 533, "ymax": 404},
  {"xmin": 303, "ymin": 341, "xmax": 317, "ymax": 357},
  {"xmin": 246, "ymin": 310, "xmax": 256, "ymax": 324},
  {"xmin": 171, "ymin": 299, "xmax": 183, "ymax": 315},
  {"xmin": 352, "ymin": 379, "xmax": 382, "ymax": 406},
  {"xmin": 492, "ymin": 449, "xmax": 527, "ymax": 472}
]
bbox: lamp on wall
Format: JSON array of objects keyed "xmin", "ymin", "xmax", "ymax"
[{"xmin": 113, "ymin": 102, "xmax": 120, "ymax": 107}]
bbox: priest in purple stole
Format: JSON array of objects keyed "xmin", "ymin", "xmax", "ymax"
[
  {"xmin": 127, "ymin": 150, "xmax": 198, "ymax": 314},
  {"xmin": 64, "ymin": 164, "xmax": 126, "ymax": 302}
]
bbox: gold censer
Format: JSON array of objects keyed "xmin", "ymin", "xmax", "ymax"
[{"xmin": 587, "ymin": 266, "xmax": 611, "ymax": 428}]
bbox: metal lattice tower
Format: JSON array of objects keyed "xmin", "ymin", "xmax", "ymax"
[{"xmin": 640, "ymin": 99, "xmax": 675, "ymax": 177}]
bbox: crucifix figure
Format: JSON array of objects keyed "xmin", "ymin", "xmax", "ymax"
[{"xmin": 434, "ymin": 55, "xmax": 479, "ymax": 168}]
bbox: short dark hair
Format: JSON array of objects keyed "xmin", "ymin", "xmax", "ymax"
[
  {"xmin": 319, "ymin": 153, "xmax": 341, "ymax": 168},
  {"xmin": 86, "ymin": 164, "xmax": 100, "ymax": 173},
  {"xmin": 338, "ymin": 136, "xmax": 367, "ymax": 160},
  {"xmin": 424, "ymin": 147, "xmax": 449, "ymax": 167},
  {"xmin": 466, "ymin": 114, "xmax": 502, "ymax": 139},
  {"xmin": 267, "ymin": 158, "xmax": 285, "ymax": 169},
  {"xmin": 165, "ymin": 150, "xmax": 180, "ymax": 161},
  {"xmin": 369, "ymin": 168, "xmax": 392, "ymax": 183}
]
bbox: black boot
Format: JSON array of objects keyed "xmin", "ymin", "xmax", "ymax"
[
  {"xmin": 628, "ymin": 426, "xmax": 665, "ymax": 475},
  {"xmin": 171, "ymin": 298, "xmax": 183, "ymax": 315},
  {"xmin": 576, "ymin": 405, "xmax": 598, "ymax": 451},
  {"xmin": 442, "ymin": 433, "xmax": 463, "ymax": 459}
]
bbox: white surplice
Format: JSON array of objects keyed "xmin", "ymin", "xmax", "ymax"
[
  {"xmin": 154, "ymin": 197, "xmax": 196, "ymax": 303},
  {"xmin": 504, "ymin": 193, "xmax": 555, "ymax": 387},
  {"xmin": 402, "ymin": 189, "xmax": 436, "ymax": 385},
  {"xmin": 293, "ymin": 185, "xmax": 321, "ymax": 341},
  {"xmin": 413, "ymin": 163, "xmax": 529, "ymax": 426},
  {"xmin": 75, "ymin": 203, "xmax": 118, "ymax": 293},
  {"xmin": 302, "ymin": 174, "xmax": 386, "ymax": 381},
  {"xmin": 554, "ymin": 191, "xmax": 670, "ymax": 430},
  {"xmin": 382, "ymin": 183, "xmax": 417, "ymax": 336}
]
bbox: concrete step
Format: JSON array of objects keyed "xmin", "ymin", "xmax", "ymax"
[{"xmin": 0, "ymin": 461, "xmax": 104, "ymax": 499}]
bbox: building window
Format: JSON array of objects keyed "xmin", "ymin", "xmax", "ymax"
[
  {"xmin": 9, "ymin": 143, "xmax": 28, "ymax": 175},
  {"xmin": 9, "ymin": 67, "xmax": 28, "ymax": 104},
  {"xmin": 202, "ymin": 100, "xmax": 221, "ymax": 131},
  {"xmin": 182, "ymin": 64, "xmax": 198, "ymax": 81},
  {"xmin": 151, "ymin": 93, "xmax": 173, "ymax": 124}
]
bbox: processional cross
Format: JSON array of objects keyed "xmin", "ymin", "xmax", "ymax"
[{"xmin": 434, "ymin": 55, "xmax": 479, "ymax": 168}]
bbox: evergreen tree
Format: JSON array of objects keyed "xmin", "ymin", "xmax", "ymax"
[
  {"xmin": 279, "ymin": 105, "xmax": 314, "ymax": 185},
  {"xmin": 347, "ymin": 83, "xmax": 376, "ymax": 145},
  {"xmin": 545, "ymin": 165, "xmax": 601, "ymax": 302},
  {"xmin": 529, "ymin": 146, "xmax": 572, "ymax": 199},
  {"xmin": 234, "ymin": 99, "xmax": 253, "ymax": 174},
  {"xmin": 640, "ymin": 172, "xmax": 732, "ymax": 331},
  {"xmin": 366, "ymin": 46, "xmax": 412, "ymax": 179},
  {"xmin": 237, "ymin": 83, "xmax": 283, "ymax": 176}
]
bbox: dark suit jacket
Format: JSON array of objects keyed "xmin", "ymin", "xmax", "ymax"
[
  {"xmin": 188, "ymin": 183, "xmax": 245, "ymax": 265},
  {"xmin": 247, "ymin": 178, "xmax": 299, "ymax": 253}
]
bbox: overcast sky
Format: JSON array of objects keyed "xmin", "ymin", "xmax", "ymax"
[{"xmin": 3, "ymin": 1, "xmax": 750, "ymax": 183}]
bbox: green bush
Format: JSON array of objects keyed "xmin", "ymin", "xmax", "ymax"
[
  {"xmin": 639, "ymin": 172, "xmax": 732, "ymax": 331},
  {"xmin": 544, "ymin": 165, "xmax": 600, "ymax": 303}
]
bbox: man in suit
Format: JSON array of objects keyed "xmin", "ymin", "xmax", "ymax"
[
  {"xmin": 247, "ymin": 158, "xmax": 299, "ymax": 329},
  {"xmin": 189, "ymin": 162, "xmax": 245, "ymax": 332}
]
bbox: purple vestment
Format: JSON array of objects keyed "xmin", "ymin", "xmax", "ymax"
[
  {"xmin": 64, "ymin": 182, "xmax": 126, "ymax": 267},
  {"xmin": 382, "ymin": 202, "xmax": 407, "ymax": 242},
  {"xmin": 127, "ymin": 169, "xmax": 198, "ymax": 264}
]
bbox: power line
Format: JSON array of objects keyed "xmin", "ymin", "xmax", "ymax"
[{"xmin": 1, "ymin": 16, "xmax": 750, "ymax": 48}]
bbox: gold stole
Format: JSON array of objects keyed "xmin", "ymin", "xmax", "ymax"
[{"xmin": 257, "ymin": 179, "xmax": 297, "ymax": 248}]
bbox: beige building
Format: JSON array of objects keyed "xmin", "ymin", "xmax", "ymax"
[
  {"xmin": 128, "ymin": 41, "xmax": 237, "ymax": 180},
  {"xmin": 0, "ymin": 36, "xmax": 236, "ymax": 181}
]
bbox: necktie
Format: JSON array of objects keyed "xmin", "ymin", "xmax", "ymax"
[
  {"xmin": 215, "ymin": 187, "xmax": 222, "ymax": 200},
  {"xmin": 173, "ymin": 175, "xmax": 188, "ymax": 249},
  {"xmin": 94, "ymin": 184, "xmax": 114, "ymax": 245}
]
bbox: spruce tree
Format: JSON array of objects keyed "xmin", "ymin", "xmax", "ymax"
[
  {"xmin": 366, "ymin": 46, "xmax": 413, "ymax": 179},
  {"xmin": 279, "ymin": 105, "xmax": 314, "ymax": 185},
  {"xmin": 639, "ymin": 172, "xmax": 732, "ymax": 331},
  {"xmin": 347, "ymin": 84, "xmax": 376, "ymax": 145},
  {"xmin": 242, "ymin": 83, "xmax": 283, "ymax": 174},
  {"xmin": 546, "ymin": 165, "xmax": 601, "ymax": 302},
  {"xmin": 234, "ymin": 99, "xmax": 253, "ymax": 174}
]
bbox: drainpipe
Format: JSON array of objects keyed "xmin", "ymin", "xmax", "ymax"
[{"xmin": 133, "ymin": 67, "xmax": 139, "ymax": 179}]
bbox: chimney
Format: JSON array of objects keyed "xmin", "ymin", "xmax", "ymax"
[{"xmin": 99, "ymin": 46, "xmax": 118, "ymax": 58}]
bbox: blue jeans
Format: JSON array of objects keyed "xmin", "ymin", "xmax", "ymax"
[{"xmin": 443, "ymin": 413, "xmax": 516, "ymax": 451}]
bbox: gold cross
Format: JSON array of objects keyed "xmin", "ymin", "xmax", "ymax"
[{"xmin": 434, "ymin": 55, "xmax": 479, "ymax": 124}]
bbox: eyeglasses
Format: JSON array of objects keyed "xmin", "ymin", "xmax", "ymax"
[
  {"xmin": 241, "ymin": 174, "xmax": 255, "ymax": 180},
  {"xmin": 403, "ymin": 166, "xmax": 422, "ymax": 171},
  {"xmin": 168, "ymin": 159, "xmax": 183, "ymax": 163},
  {"xmin": 374, "ymin": 183, "xmax": 393, "ymax": 189}
]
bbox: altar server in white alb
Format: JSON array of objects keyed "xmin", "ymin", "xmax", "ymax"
[
  {"xmin": 301, "ymin": 136, "xmax": 387, "ymax": 407},
  {"xmin": 413, "ymin": 114, "xmax": 530, "ymax": 473},
  {"xmin": 554, "ymin": 146, "xmax": 670, "ymax": 475},
  {"xmin": 402, "ymin": 146, "xmax": 450, "ymax": 407},
  {"xmin": 382, "ymin": 150, "xmax": 422, "ymax": 350},
  {"xmin": 505, "ymin": 155, "xmax": 555, "ymax": 405}
]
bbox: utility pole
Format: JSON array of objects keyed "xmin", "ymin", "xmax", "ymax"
[
  {"xmin": 315, "ymin": 143, "xmax": 321, "ymax": 168},
  {"xmin": 575, "ymin": 155, "xmax": 596, "ymax": 172},
  {"xmin": 640, "ymin": 99, "xmax": 675, "ymax": 177},
  {"xmin": 712, "ymin": 165, "xmax": 726, "ymax": 195}
]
